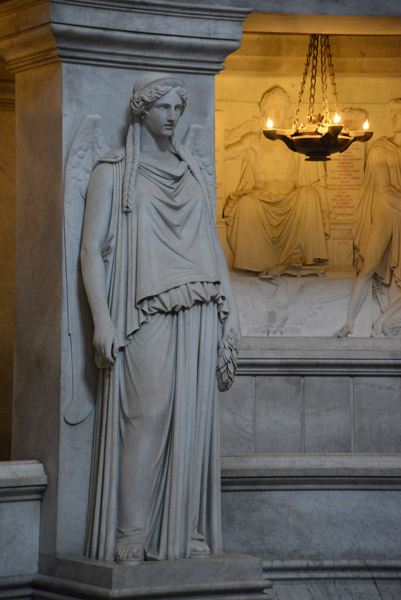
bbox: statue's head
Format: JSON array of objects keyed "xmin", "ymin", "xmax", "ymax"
[
  {"xmin": 259, "ymin": 86, "xmax": 291, "ymax": 128},
  {"xmin": 130, "ymin": 72, "xmax": 187, "ymax": 120},
  {"xmin": 388, "ymin": 98, "xmax": 401, "ymax": 133}
]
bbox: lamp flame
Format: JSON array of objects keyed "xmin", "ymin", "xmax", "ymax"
[
  {"xmin": 363, "ymin": 119, "xmax": 369, "ymax": 130},
  {"xmin": 333, "ymin": 113, "xmax": 341, "ymax": 124},
  {"xmin": 267, "ymin": 118, "xmax": 273, "ymax": 129}
]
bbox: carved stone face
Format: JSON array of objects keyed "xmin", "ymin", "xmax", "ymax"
[
  {"xmin": 142, "ymin": 89, "xmax": 184, "ymax": 137},
  {"xmin": 260, "ymin": 98, "xmax": 288, "ymax": 129}
]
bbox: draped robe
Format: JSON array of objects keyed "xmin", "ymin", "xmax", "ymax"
[
  {"xmin": 224, "ymin": 151, "xmax": 329, "ymax": 272},
  {"xmin": 85, "ymin": 149, "xmax": 227, "ymax": 561},
  {"xmin": 352, "ymin": 137, "xmax": 401, "ymax": 286}
]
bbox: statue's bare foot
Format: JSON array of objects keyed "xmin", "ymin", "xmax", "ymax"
[
  {"xmin": 334, "ymin": 322, "xmax": 353, "ymax": 338},
  {"xmin": 115, "ymin": 543, "xmax": 144, "ymax": 565},
  {"xmin": 190, "ymin": 538, "xmax": 211, "ymax": 558}
]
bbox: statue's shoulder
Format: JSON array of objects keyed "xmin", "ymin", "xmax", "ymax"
[
  {"xmin": 96, "ymin": 147, "xmax": 125, "ymax": 165},
  {"xmin": 368, "ymin": 137, "xmax": 394, "ymax": 163}
]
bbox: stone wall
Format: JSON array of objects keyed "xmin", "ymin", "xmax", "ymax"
[{"xmin": 0, "ymin": 57, "xmax": 15, "ymax": 461}]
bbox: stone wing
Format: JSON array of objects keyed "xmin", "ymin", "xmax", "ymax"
[
  {"xmin": 182, "ymin": 123, "xmax": 216, "ymax": 220},
  {"xmin": 63, "ymin": 115, "xmax": 110, "ymax": 425},
  {"xmin": 289, "ymin": 278, "xmax": 354, "ymax": 326}
]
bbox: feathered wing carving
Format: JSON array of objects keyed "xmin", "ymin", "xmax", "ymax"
[
  {"xmin": 64, "ymin": 115, "xmax": 110, "ymax": 425},
  {"xmin": 288, "ymin": 278, "xmax": 354, "ymax": 326},
  {"xmin": 182, "ymin": 123, "xmax": 216, "ymax": 221}
]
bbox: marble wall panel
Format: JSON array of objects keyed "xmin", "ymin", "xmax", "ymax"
[
  {"xmin": 0, "ymin": 499, "xmax": 40, "ymax": 576},
  {"xmin": 272, "ymin": 580, "xmax": 401, "ymax": 600},
  {"xmin": 220, "ymin": 376, "xmax": 254, "ymax": 455},
  {"xmin": 255, "ymin": 376, "xmax": 302, "ymax": 453},
  {"xmin": 304, "ymin": 376, "xmax": 352, "ymax": 453},
  {"xmin": 222, "ymin": 489, "xmax": 401, "ymax": 560},
  {"xmin": 354, "ymin": 377, "xmax": 401, "ymax": 453}
]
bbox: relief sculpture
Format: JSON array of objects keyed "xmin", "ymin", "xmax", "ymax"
[
  {"xmin": 223, "ymin": 86, "xmax": 330, "ymax": 276},
  {"xmin": 336, "ymin": 98, "xmax": 401, "ymax": 337},
  {"xmin": 64, "ymin": 72, "xmax": 241, "ymax": 564}
]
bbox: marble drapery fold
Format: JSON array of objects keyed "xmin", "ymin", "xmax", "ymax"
[
  {"xmin": 85, "ymin": 153, "xmax": 226, "ymax": 561},
  {"xmin": 224, "ymin": 156, "xmax": 328, "ymax": 273},
  {"xmin": 352, "ymin": 137, "xmax": 401, "ymax": 286}
]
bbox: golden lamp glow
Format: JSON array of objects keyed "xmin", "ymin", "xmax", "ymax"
[
  {"xmin": 333, "ymin": 113, "xmax": 341, "ymax": 124},
  {"xmin": 363, "ymin": 119, "xmax": 370, "ymax": 130},
  {"xmin": 266, "ymin": 118, "xmax": 274, "ymax": 129}
]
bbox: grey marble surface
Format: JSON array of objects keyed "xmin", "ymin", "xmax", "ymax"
[
  {"xmin": 0, "ymin": 461, "xmax": 46, "ymax": 578},
  {"xmin": 271, "ymin": 580, "xmax": 401, "ymax": 600},
  {"xmin": 304, "ymin": 377, "xmax": 352, "ymax": 453},
  {"xmin": 222, "ymin": 488, "xmax": 401, "ymax": 561},
  {"xmin": 220, "ymin": 376, "xmax": 254, "ymax": 455},
  {"xmin": 255, "ymin": 377, "xmax": 302, "ymax": 454},
  {"xmin": 354, "ymin": 377, "xmax": 401, "ymax": 453}
]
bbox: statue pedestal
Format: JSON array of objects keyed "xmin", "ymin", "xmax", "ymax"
[{"xmin": 37, "ymin": 553, "xmax": 271, "ymax": 600}]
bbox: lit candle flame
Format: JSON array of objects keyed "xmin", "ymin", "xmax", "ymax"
[
  {"xmin": 363, "ymin": 119, "xmax": 369, "ymax": 130},
  {"xmin": 333, "ymin": 113, "xmax": 341, "ymax": 124},
  {"xmin": 267, "ymin": 118, "xmax": 273, "ymax": 129}
]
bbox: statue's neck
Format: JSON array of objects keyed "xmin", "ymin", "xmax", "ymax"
[
  {"xmin": 140, "ymin": 126, "xmax": 172, "ymax": 155},
  {"xmin": 393, "ymin": 132, "xmax": 401, "ymax": 146}
]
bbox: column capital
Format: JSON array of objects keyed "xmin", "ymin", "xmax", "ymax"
[{"xmin": 0, "ymin": 0, "xmax": 250, "ymax": 74}]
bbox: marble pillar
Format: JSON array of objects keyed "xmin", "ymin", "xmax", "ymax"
[{"xmin": 0, "ymin": 0, "xmax": 248, "ymax": 560}]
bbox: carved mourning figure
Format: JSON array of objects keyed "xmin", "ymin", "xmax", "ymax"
[
  {"xmin": 336, "ymin": 98, "xmax": 401, "ymax": 337},
  {"xmin": 224, "ymin": 86, "xmax": 329, "ymax": 275},
  {"xmin": 65, "ymin": 72, "xmax": 240, "ymax": 565}
]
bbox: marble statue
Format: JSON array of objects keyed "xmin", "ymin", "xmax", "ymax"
[
  {"xmin": 64, "ymin": 72, "xmax": 241, "ymax": 565},
  {"xmin": 336, "ymin": 98, "xmax": 401, "ymax": 337},
  {"xmin": 223, "ymin": 86, "xmax": 329, "ymax": 275}
]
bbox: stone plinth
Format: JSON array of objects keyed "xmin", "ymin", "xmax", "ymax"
[{"xmin": 36, "ymin": 554, "xmax": 271, "ymax": 600}]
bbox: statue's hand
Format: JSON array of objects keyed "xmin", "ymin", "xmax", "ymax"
[
  {"xmin": 93, "ymin": 318, "xmax": 119, "ymax": 368},
  {"xmin": 222, "ymin": 312, "xmax": 241, "ymax": 349}
]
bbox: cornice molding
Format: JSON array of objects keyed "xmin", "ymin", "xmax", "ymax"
[
  {"xmin": 0, "ymin": 0, "xmax": 249, "ymax": 74},
  {"xmin": 0, "ymin": 1, "xmax": 58, "ymax": 72},
  {"xmin": 237, "ymin": 336, "xmax": 401, "ymax": 376}
]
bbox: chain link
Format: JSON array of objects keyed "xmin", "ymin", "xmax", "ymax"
[
  {"xmin": 293, "ymin": 33, "xmax": 340, "ymax": 129},
  {"xmin": 325, "ymin": 34, "xmax": 340, "ymax": 115},
  {"xmin": 320, "ymin": 35, "xmax": 330, "ymax": 124},
  {"xmin": 293, "ymin": 35, "xmax": 313, "ymax": 129},
  {"xmin": 308, "ymin": 34, "xmax": 319, "ymax": 118}
]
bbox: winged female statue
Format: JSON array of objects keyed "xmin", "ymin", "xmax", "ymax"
[{"xmin": 63, "ymin": 72, "xmax": 241, "ymax": 565}]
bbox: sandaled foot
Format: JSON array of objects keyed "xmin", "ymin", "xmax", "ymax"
[
  {"xmin": 190, "ymin": 538, "xmax": 211, "ymax": 558},
  {"xmin": 115, "ymin": 543, "xmax": 144, "ymax": 565}
]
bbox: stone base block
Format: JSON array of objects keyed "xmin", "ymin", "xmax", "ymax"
[{"xmin": 35, "ymin": 553, "xmax": 271, "ymax": 600}]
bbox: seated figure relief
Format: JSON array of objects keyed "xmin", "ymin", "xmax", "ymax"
[
  {"xmin": 336, "ymin": 98, "xmax": 401, "ymax": 338},
  {"xmin": 223, "ymin": 86, "xmax": 330, "ymax": 276}
]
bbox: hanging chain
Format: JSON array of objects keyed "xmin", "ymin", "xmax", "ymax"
[
  {"xmin": 308, "ymin": 34, "xmax": 319, "ymax": 118},
  {"xmin": 325, "ymin": 34, "xmax": 340, "ymax": 115},
  {"xmin": 320, "ymin": 35, "xmax": 330, "ymax": 124},
  {"xmin": 293, "ymin": 35, "xmax": 314, "ymax": 129},
  {"xmin": 293, "ymin": 33, "xmax": 340, "ymax": 129}
]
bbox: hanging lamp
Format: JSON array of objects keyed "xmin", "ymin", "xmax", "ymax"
[{"xmin": 263, "ymin": 34, "xmax": 373, "ymax": 161}]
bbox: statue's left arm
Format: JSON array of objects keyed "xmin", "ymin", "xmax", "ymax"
[{"xmin": 211, "ymin": 225, "xmax": 241, "ymax": 343}]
